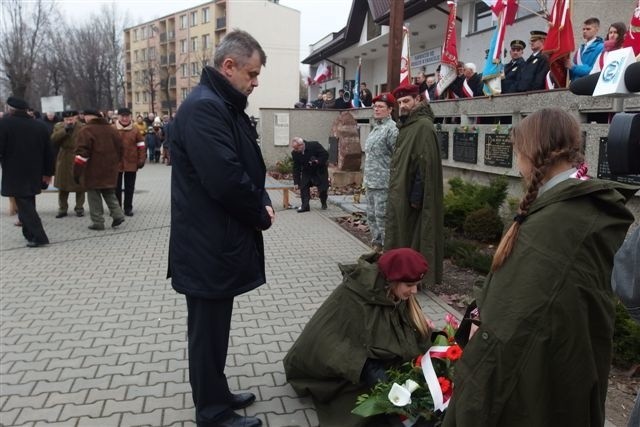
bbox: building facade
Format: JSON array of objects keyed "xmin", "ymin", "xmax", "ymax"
[
  {"xmin": 124, "ymin": 0, "xmax": 300, "ymax": 118},
  {"xmin": 304, "ymin": 0, "xmax": 625, "ymax": 100}
]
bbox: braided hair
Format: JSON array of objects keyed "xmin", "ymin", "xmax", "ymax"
[{"xmin": 491, "ymin": 108, "xmax": 585, "ymax": 271}]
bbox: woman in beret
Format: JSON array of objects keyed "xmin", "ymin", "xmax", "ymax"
[
  {"xmin": 284, "ymin": 248, "xmax": 433, "ymax": 427},
  {"xmin": 442, "ymin": 108, "xmax": 637, "ymax": 427}
]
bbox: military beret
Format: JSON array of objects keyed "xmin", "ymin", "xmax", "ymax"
[
  {"xmin": 510, "ymin": 39, "xmax": 526, "ymax": 49},
  {"xmin": 6, "ymin": 96, "xmax": 29, "ymax": 110},
  {"xmin": 530, "ymin": 30, "xmax": 547, "ymax": 40},
  {"xmin": 117, "ymin": 107, "xmax": 131, "ymax": 115},
  {"xmin": 62, "ymin": 110, "xmax": 78, "ymax": 118},
  {"xmin": 392, "ymin": 84, "xmax": 420, "ymax": 99},
  {"xmin": 82, "ymin": 109, "xmax": 101, "ymax": 117},
  {"xmin": 378, "ymin": 248, "xmax": 429, "ymax": 283},
  {"xmin": 372, "ymin": 92, "xmax": 396, "ymax": 107}
]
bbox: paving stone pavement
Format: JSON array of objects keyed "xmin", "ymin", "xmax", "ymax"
[{"xmin": 0, "ymin": 163, "xmax": 459, "ymax": 427}]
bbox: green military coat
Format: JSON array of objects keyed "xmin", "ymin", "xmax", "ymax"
[
  {"xmin": 384, "ymin": 102, "xmax": 444, "ymax": 286},
  {"xmin": 52, "ymin": 121, "xmax": 85, "ymax": 192},
  {"xmin": 284, "ymin": 252, "xmax": 431, "ymax": 427},
  {"xmin": 443, "ymin": 179, "xmax": 637, "ymax": 427}
]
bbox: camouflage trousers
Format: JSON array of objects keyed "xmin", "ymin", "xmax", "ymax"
[{"xmin": 365, "ymin": 188, "xmax": 388, "ymax": 247}]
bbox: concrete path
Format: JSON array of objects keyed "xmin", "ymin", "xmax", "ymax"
[{"xmin": 0, "ymin": 163, "xmax": 460, "ymax": 427}]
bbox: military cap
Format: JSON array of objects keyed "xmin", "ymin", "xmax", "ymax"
[
  {"xmin": 82, "ymin": 109, "xmax": 101, "ymax": 117},
  {"xmin": 372, "ymin": 92, "xmax": 396, "ymax": 107},
  {"xmin": 62, "ymin": 110, "xmax": 78, "ymax": 118},
  {"xmin": 510, "ymin": 39, "xmax": 526, "ymax": 49},
  {"xmin": 378, "ymin": 248, "xmax": 429, "ymax": 283},
  {"xmin": 529, "ymin": 30, "xmax": 547, "ymax": 41},
  {"xmin": 117, "ymin": 107, "xmax": 132, "ymax": 115},
  {"xmin": 6, "ymin": 96, "xmax": 29, "ymax": 110},
  {"xmin": 392, "ymin": 84, "xmax": 420, "ymax": 99}
]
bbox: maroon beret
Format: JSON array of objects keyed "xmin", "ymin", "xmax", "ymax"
[
  {"xmin": 392, "ymin": 84, "xmax": 420, "ymax": 99},
  {"xmin": 378, "ymin": 248, "xmax": 428, "ymax": 282},
  {"xmin": 372, "ymin": 92, "xmax": 396, "ymax": 107}
]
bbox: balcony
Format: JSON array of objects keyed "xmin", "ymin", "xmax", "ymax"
[{"xmin": 216, "ymin": 16, "xmax": 226, "ymax": 31}]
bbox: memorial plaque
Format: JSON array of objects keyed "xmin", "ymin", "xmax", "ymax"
[
  {"xmin": 436, "ymin": 131, "xmax": 449, "ymax": 160},
  {"xmin": 597, "ymin": 137, "xmax": 640, "ymax": 185},
  {"xmin": 452, "ymin": 132, "xmax": 478, "ymax": 164},
  {"xmin": 484, "ymin": 133, "xmax": 512, "ymax": 168}
]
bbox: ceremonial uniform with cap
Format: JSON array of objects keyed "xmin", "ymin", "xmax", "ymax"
[
  {"xmin": 114, "ymin": 107, "xmax": 145, "ymax": 216},
  {"xmin": 284, "ymin": 249, "xmax": 432, "ymax": 427},
  {"xmin": 0, "ymin": 96, "xmax": 54, "ymax": 247},
  {"xmin": 502, "ymin": 40, "xmax": 526, "ymax": 94},
  {"xmin": 385, "ymin": 84, "xmax": 444, "ymax": 287},
  {"xmin": 51, "ymin": 110, "xmax": 85, "ymax": 217},
  {"xmin": 515, "ymin": 31, "xmax": 550, "ymax": 92},
  {"xmin": 364, "ymin": 92, "xmax": 398, "ymax": 249}
]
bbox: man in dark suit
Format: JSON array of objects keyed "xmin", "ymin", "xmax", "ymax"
[
  {"xmin": 502, "ymin": 39, "xmax": 526, "ymax": 94},
  {"xmin": 0, "ymin": 96, "xmax": 54, "ymax": 247},
  {"xmin": 515, "ymin": 30, "xmax": 550, "ymax": 93},
  {"xmin": 290, "ymin": 137, "xmax": 329, "ymax": 213}
]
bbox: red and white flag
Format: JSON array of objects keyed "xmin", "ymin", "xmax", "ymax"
[
  {"xmin": 312, "ymin": 61, "xmax": 332, "ymax": 85},
  {"xmin": 436, "ymin": 0, "xmax": 458, "ymax": 97},
  {"xmin": 542, "ymin": 0, "xmax": 574, "ymax": 88},
  {"xmin": 400, "ymin": 26, "xmax": 411, "ymax": 86},
  {"xmin": 623, "ymin": 0, "xmax": 640, "ymax": 56}
]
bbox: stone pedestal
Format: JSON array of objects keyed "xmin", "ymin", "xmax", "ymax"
[
  {"xmin": 332, "ymin": 112, "xmax": 361, "ymax": 171},
  {"xmin": 329, "ymin": 167, "xmax": 362, "ymax": 187}
]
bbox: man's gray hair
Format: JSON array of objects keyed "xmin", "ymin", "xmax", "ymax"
[{"xmin": 213, "ymin": 29, "xmax": 267, "ymax": 69}]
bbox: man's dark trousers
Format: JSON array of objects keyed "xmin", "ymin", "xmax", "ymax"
[
  {"xmin": 300, "ymin": 184, "xmax": 327, "ymax": 209},
  {"xmin": 116, "ymin": 171, "xmax": 137, "ymax": 212},
  {"xmin": 186, "ymin": 295, "xmax": 235, "ymax": 425},
  {"xmin": 15, "ymin": 196, "xmax": 49, "ymax": 244}
]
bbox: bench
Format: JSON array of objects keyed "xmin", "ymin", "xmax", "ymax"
[{"xmin": 265, "ymin": 180, "xmax": 295, "ymax": 209}]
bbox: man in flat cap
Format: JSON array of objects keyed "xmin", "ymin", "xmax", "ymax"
[
  {"xmin": 74, "ymin": 109, "xmax": 125, "ymax": 230},
  {"xmin": 502, "ymin": 39, "xmax": 526, "ymax": 94},
  {"xmin": 363, "ymin": 92, "xmax": 398, "ymax": 251},
  {"xmin": 515, "ymin": 30, "xmax": 550, "ymax": 92},
  {"xmin": 384, "ymin": 84, "xmax": 444, "ymax": 287},
  {"xmin": 0, "ymin": 96, "xmax": 54, "ymax": 247},
  {"xmin": 51, "ymin": 110, "xmax": 86, "ymax": 218},
  {"xmin": 114, "ymin": 107, "xmax": 145, "ymax": 216}
]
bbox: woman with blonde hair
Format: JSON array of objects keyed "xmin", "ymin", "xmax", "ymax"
[
  {"xmin": 443, "ymin": 108, "xmax": 637, "ymax": 427},
  {"xmin": 284, "ymin": 248, "xmax": 432, "ymax": 427}
]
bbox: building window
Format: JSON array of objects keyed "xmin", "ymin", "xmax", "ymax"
[
  {"xmin": 180, "ymin": 14, "xmax": 187, "ymax": 29},
  {"xmin": 141, "ymin": 48, "xmax": 147, "ymax": 61},
  {"xmin": 148, "ymin": 47, "xmax": 156, "ymax": 60},
  {"xmin": 180, "ymin": 39, "xmax": 187, "ymax": 53},
  {"xmin": 202, "ymin": 7, "xmax": 210, "ymax": 23},
  {"xmin": 517, "ymin": 0, "xmax": 544, "ymax": 19},
  {"xmin": 181, "ymin": 88, "xmax": 188, "ymax": 101},
  {"xmin": 191, "ymin": 36, "xmax": 198, "ymax": 51},
  {"xmin": 134, "ymin": 50, "xmax": 139, "ymax": 62},
  {"xmin": 135, "ymin": 92, "xmax": 140, "ymax": 103},
  {"xmin": 190, "ymin": 11, "xmax": 197, "ymax": 27},
  {"xmin": 133, "ymin": 29, "xmax": 138, "ymax": 41},
  {"xmin": 181, "ymin": 63, "xmax": 188, "ymax": 77},
  {"xmin": 202, "ymin": 34, "xmax": 210, "ymax": 50},
  {"xmin": 143, "ymin": 91, "xmax": 148, "ymax": 103},
  {"xmin": 191, "ymin": 62, "xmax": 199, "ymax": 76},
  {"xmin": 134, "ymin": 70, "xmax": 140, "ymax": 83},
  {"xmin": 473, "ymin": 0, "xmax": 493, "ymax": 32}
]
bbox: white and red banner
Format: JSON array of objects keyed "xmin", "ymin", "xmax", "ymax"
[
  {"xmin": 311, "ymin": 61, "xmax": 332, "ymax": 85},
  {"xmin": 400, "ymin": 26, "xmax": 411, "ymax": 86},
  {"xmin": 543, "ymin": 0, "xmax": 574, "ymax": 88},
  {"xmin": 436, "ymin": 0, "xmax": 458, "ymax": 97},
  {"xmin": 623, "ymin": 0, "xmax": 640, "ymax": 56}
]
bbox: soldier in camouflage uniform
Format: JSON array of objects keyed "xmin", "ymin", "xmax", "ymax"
[{"xmin": 363, "ymin": 93, "xmax": 398, "ymax": 251}]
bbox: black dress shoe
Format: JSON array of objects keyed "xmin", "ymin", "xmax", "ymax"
[
  {"xmin": 26, "ymin": 241, "xmax": 48, "ymax": 248},
  {"xmin": 55, "ymin": 212, "xmax": 67, "ymax": 218},
  {"xmin": 124, "ymin": 210, "xmax": 134, "ymax": 217},
  {"xmin": 297, "ymin": 207, "xmax": 310, "ymax": 213},
  {"xmin": 215, "ymin": 412, "xmax": 262, "ymax": 427},
  {"xmin": 75, "ymin": 211, "xmax": 84, "ymax": 217},
  {"xmin": 230, "ymin": 392, "xmax": 256, "ymax": 410},
  {"xmin": 112, "ymin": 217, "xmax": 125, "ymax": 227},
  {"xmin": 321, "ymin": 202, "xmax": 328, "ymax": 210}
]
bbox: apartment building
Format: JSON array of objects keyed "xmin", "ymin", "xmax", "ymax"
[{"xmin": 124, "ymin": 0, "xmax": 300, "ymax": 118}]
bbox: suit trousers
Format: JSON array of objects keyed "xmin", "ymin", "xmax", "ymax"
[
  {"xmin": 15, "ymin": 196, "xmax": 49, "ymax": 244},
  {"xmin": 300, "ymin": 183, "xmax": 328, "ymax": 209},
  {"xmin": 58, "ymin": 190, "xmax": 85, "ymax": 214},
  {"xmin": 185, "ymin": 295, "xmax": 235, "ymax": 425},
  {"xmin": 87, "ymin": 189, "xmax": 124, "ymax": 226},
  {"xmin": 116, "ymin": 171, "xmax": 137, "ymax": 212}
]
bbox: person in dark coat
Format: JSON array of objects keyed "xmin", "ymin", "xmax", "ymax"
[
  {"xmin": 501, "ymin": 39, "xmax": 526, "ymax": 94},
  {"xmin": 290, "ymin": 137, "xmax": 329, "ymax": 213},
  {"xmin": 515, "ymin": 30, "xmax": 550, "ymax": 92},
  {"xmin": 73, "ymin": 109, "xmax": 125, "ymax": 231},
  {"xmin": 168, "ymin": 30, "xmax": 273, "ymax": 427},
  {"xmin": 51, "ymin": 110, "xmax": 85, "ymax": 218},
  {"xmin": 0, "ymin": 96, "xmax": 54, "ymax": 247},
  {"xmin": 284, "ymin": 248, "xmax": 433, "ymax": 427}
]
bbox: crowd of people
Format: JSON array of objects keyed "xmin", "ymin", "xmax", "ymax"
[{"xmin": 0, "ymin": 101, "xmax": 175, "ymax": 246}]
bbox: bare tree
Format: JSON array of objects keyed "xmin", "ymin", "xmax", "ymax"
[{"xmin": 0, "ymin": 0, "xmax": 54, "ymax": 101}]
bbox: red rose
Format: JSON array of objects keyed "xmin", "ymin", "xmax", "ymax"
[
  {"xmin": 438, "ymin": 376, "xmax": 451, "ymax": 394},
  {"xmin": 414, "ymin": 354, "xmax": 423, "ymax": 367},
  {"xmin": 446, "ymin": 345, "xmax": 462, "ymax": 361}
]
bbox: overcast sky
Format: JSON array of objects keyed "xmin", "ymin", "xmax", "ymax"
[{"xmin": 55, "ymin": 0, "xmax": 352, "ymax": 63}]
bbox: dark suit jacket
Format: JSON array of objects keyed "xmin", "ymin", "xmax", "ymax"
[
  {"xmin": 292, "ymin": 140, "xmax": 329, "ymax": 191},
  {"xmin": 502, "ymin": 57, "xmax": 525, "ymax": 94},
  {"xmin": 515, "ymin": 52, "xmax": 549, "ymax": 92}
]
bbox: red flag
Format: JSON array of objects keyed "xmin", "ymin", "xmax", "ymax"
[
  {"xmin": 542, "ymin": 0, "xmax": 574, "ymax": 88},
  {"xmin": 400, "ymin": 26, "xmax": 411, "ymax": 86},
  {"xmin": 436, "ymin": 0, "xmax": 458, "ymax": 97},
  {"xmin": 623, "ymin": 1, "xmax": 640, "ymax": 56}
]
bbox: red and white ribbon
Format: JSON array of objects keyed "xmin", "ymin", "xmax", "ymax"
[{"xmin": 420, "ymin": 346, "xmax": 453, "ymax": 412}]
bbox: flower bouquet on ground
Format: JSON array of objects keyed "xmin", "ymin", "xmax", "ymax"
[{"xmin": 352, "ymin": 314, "xmax": 462, "ymax": 426}]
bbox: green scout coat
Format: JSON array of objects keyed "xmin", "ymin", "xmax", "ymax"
[
  {"xmin": 284, "ymin": 252, "xmax": 431, "ymax": 427},
  {"xmin": 443, "ymin": 179, "xmax": 637, "ymax": 427},
  {"xmin": 384, "ymin": 102, "xmax": 444, "ymax": 286},
  {"xmin": 52, "ymin": 121, "xmax": 85, "ymax": 192}
]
